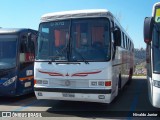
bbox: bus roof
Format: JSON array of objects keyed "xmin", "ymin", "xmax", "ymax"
[
  {"xmin": 0, "ymin": 28, "xmax": 36, "ymax": 35},
  {"xmin": 41, "ymin": 9, "xmax": 114, "ymax": 22},
  {"xmin": 40, "ymin": 9, "xmax": 133, "ymax": 45}
]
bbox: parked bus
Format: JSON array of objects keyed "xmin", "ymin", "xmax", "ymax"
[
  {"xmin": 144, "ymin": 2, "xmax": 160, "ymax": 108},
  {"xmin": 34, "ymin": 9, "xmax": 134, "ymax": 103},
  {"xmin": 0, "ymin": 28, "xmax": 37, "ymax": 96}
]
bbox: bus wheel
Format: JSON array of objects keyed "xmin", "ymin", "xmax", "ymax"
[
  {"xmin": 116, "ymin": 74, "xmax": 122, "ymax": 97},
  {"xmin": 115, "ymin": 81, "xmax": 119, "ymax": 97},
  {"xmin": 118, "ymin": 74, "xmax": 122, "ymax": 91},
  {"xmin": 127, "ymin": 68, "xmax": 133, "ymax": 85}
]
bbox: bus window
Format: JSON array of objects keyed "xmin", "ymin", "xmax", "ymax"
[
  {"xmin": 20, "ymin": 33, "xmax": 35, "ymax": 63},
  {"xmin": 121, "ymin": 32, "xmax": 123, "ymax": 48},
  {"xmin": 54, "ymin": 30, "xmax": 68, "ymax": 47},
  {"xmin": 20, "ymin": 34, "xmax": 27, "ymax": 53},
  {"xmin": 125, "ymin": 36, "xmax": 127, "ymax": 49},
  {"xmin": 0, "ymin": 35, "xmax": 17, "ymax": 68},
  {"xmin": 92, "ymin": 27, "xmax": 104, "ymax": 45},
  {"xmin": 123, "ymin": 34, "xmax": 126, "ymax": 48},
  {"xmin": 28, "ymin": 33, "xmax": 36, "ymax": 54},
  {"xmin": 71, "ymin": 18, "xmax": 110, "ymax": 61},
  {"xmin": 127, "ymin": 38, "xmax": 129, "ymax": 50},
  {"xmin": 153, "ymin": 27, "xmax": 160, "ymax": 72},
  {"xmin": 122, "ymin": 33, "xmax": 125, "ymax": 48},
  {"xmin": 38, "ymin": 26, "xmax": 52, "ymax": 59}
]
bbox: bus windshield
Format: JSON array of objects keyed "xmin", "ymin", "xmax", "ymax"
[
  {"xmin": 152, "ymin": 25, "xmax": 160, "ymax": 73},
  {"xmin": 0, "ymin": 35, "xmax": 17, "ymax": 70},
  {"xmin": 37, "ymin": 18, "xmax": 110, "ymax": 62}
]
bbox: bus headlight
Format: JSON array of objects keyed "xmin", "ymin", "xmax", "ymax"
[
  {"xmin": 153, "ymin": 80, "xmax": 160, "ymax": 88},
  {"xmin": 36, "ymin": 80, "xmax": 43, "ymax": 84},
  {"xmin": 3, "ymin": 76, "xmax": 17, "ymax": 86},
  {"xmin": 36, "ymin": 79, "xmax": 49, "ymax": 85}
]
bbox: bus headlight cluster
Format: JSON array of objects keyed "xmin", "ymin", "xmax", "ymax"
[
  {"xmin": 89, "ymin": 80, "xmax": 111, "ymax": 87},
  {"xmin": 153, "ymin": 80, "xmax": 160, "ymax": 88},
  {"xmin": 3, "ymin": 76, "xmax": 17, "ymax": 86},
  {"xmin": 36, "ymin": 80, "xmax": 49, "ymax": 85}
]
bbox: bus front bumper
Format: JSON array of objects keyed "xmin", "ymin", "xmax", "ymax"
[
  {"xmin": 0, "ymin": 85, "xmax": 16, "ymax": 96},
  {"xmin": 152, "ymin": 86, "xmax": 160, "ymax": 108},
  {"xmin": 34, "ymin": 87, "xmax": 112, "ymax": 103}
]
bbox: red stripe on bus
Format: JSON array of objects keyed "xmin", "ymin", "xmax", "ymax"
[
  {"xmin": 72, "ymin": 71, "xmax": 102, "ymax": 77},
  {"xmin": 38, "ymin": 70, "xmax": 64, "ymax": 76}
]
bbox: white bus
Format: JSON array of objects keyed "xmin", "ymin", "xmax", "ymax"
[
  {"xmin": 144, "ymin": 3, "xmax": 160, "ymax": 108},
  {"xmin": 34, "ymin": 9, "xmax": 134, "ymax": 103}
]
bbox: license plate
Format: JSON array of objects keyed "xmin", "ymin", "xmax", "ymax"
[
  {"xmin": 62, "ymin": 93, "xmax": 75, "ymax": 97},
  {"xmin": 25, "ymin": 82, "xmax": 31, "ymax": 87}
]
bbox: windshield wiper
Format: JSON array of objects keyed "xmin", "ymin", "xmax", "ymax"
[
  {"xmin": 66, "ymin": 20, "xmax": 88, "ymax": 64},
  {"xmin": 56, "ymin": 46, "xmax": 68, "ymax": 57},
  {"xmin": 47, "ymin": 56, "xmax": 67, "ymax": 64},
  {"xmin": 73, "ymin": 48, "xmax": 89, "ymax": 64},
  {"xmin": 47, "ymin": 45, "xmax": 69, "ymax": 64}
]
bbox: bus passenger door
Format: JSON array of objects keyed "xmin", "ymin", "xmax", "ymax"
[
  {"xmin": 17, "ymin": 32, "xmax": 36, "ymax": 95},
  {"xmin": 112, "ymin": 26, "xmax": 122, "ymax": 97}
]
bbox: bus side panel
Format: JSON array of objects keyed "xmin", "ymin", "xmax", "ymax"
[
  {"xmin": 121, "ymin": 49, "xmax": 130, "ymax": 88},
  {"xmin": 15, "ymin": 30, "xmax": 36, "ymax": 96},
  {"xmin": 0, "ymin": 68, "xmax": 18, "ymax": 96},
  {"xmin": 16, "ymin": 63, "xmax": 34, "ymax": 95}
]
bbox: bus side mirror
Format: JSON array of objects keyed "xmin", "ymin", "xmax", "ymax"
[
  {"xmin": 113, "ymin": 28, "xmax": 121, "ymax": 46},
  {"xmin": 144, "ymin": 17, "xmax": 154, "ymax": 44}
]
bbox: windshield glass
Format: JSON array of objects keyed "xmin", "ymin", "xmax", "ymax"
[
  {"xmin": 71, "ymin": 18, "xmax": 110, "ymax": 61},
  {"xmin": 153, "ymin": 26, "xmax": 160, "ymax": 72},
  {"xmin": 37, "ymin": 20, "xmax": 70, "ymax": 61},
  {"xmin": 36, "ymin": 18, "xmax": 110, "ymax": 62},
  {"xmin": 0, "ymin": 35, "xmax": 17, "ymax": 69}
]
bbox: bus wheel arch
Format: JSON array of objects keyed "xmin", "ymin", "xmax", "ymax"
[
  {"xmin": 127, "ymin": 68, "xmax": 133, "ymax": 85},
  {"xmin": 115, "ymin": 73, "xmax": 121, "ymax": 97},
  {"xmin": 118, "ymin": 74, "xmax": 122, "ymax": 90}
]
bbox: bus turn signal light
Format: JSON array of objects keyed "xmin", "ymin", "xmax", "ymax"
[{"xmin": 34, "ymin": 79, "xmax": 37, "ymax": 85}]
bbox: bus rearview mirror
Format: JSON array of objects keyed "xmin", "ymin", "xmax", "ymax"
[
  {"xmin": 144, "ymin": 17, "xmax": 154, "ymax": 44},
  {"xmin": 113, "ymin": 28, "xmax": 121, "ymax": 46}
]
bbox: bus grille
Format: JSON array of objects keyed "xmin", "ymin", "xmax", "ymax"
[{"xmin": 49, "ymin": 79, "xmax": 89, "ymax": 88}]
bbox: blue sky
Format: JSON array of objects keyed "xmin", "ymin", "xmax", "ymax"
[{"xmin": 0, "ymin": 0, "xmax": 160, "ymax": 48}]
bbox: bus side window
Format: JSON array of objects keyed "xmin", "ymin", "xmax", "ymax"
[
  {"xmin": 20, "ymin": 34, "xmax": 28, "ymax": 53},
  {"xmin": 146, "ymin": 44, "xmax": 152, "ymax": 77},
  {"xmin": 121, "ymin": 32, "xmax": 123, "ymax": 48},
  {"xmin": 20, "ymin": 33, "xmax": 35, "ymax": 63},
  {"xmin": 127, "ymin": 38, "xmax": 129, "ymax": 50},
  {"xmin": 123, "ymin": 33, "xmax": 126, "ymax": 49},
  {"xmin": 123, "ymin": 33, "xmax": 125, "ymax": 48},
  {"xmin": 125, "ymin": 35, "xmax": 127, "ymax": 49},
  {"xmin": 20, "ymin": 33, "xmax": 35, "ymax": 54},
  {"xmin": 28, "ymin": 33, "xmax": 35, "ymax": 54}
]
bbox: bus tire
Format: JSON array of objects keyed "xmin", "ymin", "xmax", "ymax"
[
  {"xmin": 127, "ymin": 68, "xmax": 133, "ymax": 85},
  {"xmin": 115, "ymin": 80, "xmax": 119, "ymax": 97},
  {"xmin": 118, "ymin": 74, "xmax": 122, "ymax": 91}
]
